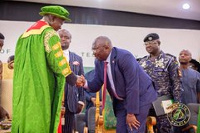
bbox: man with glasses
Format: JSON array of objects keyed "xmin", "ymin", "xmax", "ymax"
[
  {"xmin": 138, "ymin": 33, "xmax": 182, "ymax": 133},
  {"xmin": 83, "ymin": 36, "xmax": 157, "ymax": 133}
]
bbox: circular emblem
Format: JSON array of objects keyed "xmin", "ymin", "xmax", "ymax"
[
  {"xmin": 167, "ymin": 103, "xmax": 190, "ymax": 127},
  {"xmin": 148, "ymin": 37, "xmax": 153, "ymax": 41}
]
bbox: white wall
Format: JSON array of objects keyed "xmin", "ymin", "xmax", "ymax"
[{"xmin": 0, "ymin": 20, "xmax": 200, "ymax": 67}]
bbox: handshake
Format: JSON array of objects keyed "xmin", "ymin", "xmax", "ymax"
[{"xmin": 75, "ymin": 75, "xmax": 86, "ymax": 87}]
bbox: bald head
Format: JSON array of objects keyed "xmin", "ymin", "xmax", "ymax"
[
  {"xmin": 58, "ymin": 29, "xmax": 72, "ymax": 50},
  {"xmin": 180, "ymin": 49, "xmax": 192, "ymax": 56},
  {"xmin": 58, "ymin": 29, "xmax": 72, "ymax": 38},
  {"xmin": 179, "ymin": 49, "xmax": 192, "ymax": 65},
  {"xmin": 93, "ymin": 36, "xmax": 112, "ymax": 48},
  {"xmin": 92, "ymin": 36, "xmax": 113, "ymax": 61}
]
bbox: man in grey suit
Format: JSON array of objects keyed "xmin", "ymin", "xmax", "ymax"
[{"xmin": 58, "ymin": 29, "xmax": 85, "ymax": 133}]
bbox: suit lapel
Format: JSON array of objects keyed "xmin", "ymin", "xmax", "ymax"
[
  {"xmin": 67, "ymin": 52, "xmax": 78, "ymax": 112},
  {"xmin": 69, "ymin": 51, "xmax": 72, "ymax": 63},
  {"xmin": 69, "ymin": 52, "xmax": 74, "ymax": 71},
  {"xmin": 110, "ymin": 48, "xmax": 117, "ymax": 84}
]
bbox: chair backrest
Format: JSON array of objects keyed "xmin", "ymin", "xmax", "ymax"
[
  {"xmin": 87, "ymin": 107, "xmax": 96, "ymax": 133},
  {"xmin": 75, "ymin": 113, "xmax": 86, "ymax": 133},
  {"xmin": 87, "ymin": 106, "xmax": 103, "ymax": 133},
  {"xmin": 87, "ymin": 88, "xmax": 116, "ymax": 133}
]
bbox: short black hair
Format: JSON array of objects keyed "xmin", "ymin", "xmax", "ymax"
[
  {"xmin": 0, "ymin": 33, "xmax": 5, "ymax": 39},
  {"xmin": 7, "ymin": 55, "xmax": 14, "ymax": 63},
  {"xmin": 190, "ymin": 59, "xmax": 200, "ymax": 67},
  {"xmin": 190, "ymin": 59, "xmax": 200, "ymax": 73}
]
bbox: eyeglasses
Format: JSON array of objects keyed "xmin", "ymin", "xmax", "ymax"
[{"xmin": 92, "ymin": 45, "xmax": 106, "ymax": 53}]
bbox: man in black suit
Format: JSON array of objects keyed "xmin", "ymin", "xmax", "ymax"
[{"xmin": 58, "ymin": 29, "xmax": 85, "ymax": 133}]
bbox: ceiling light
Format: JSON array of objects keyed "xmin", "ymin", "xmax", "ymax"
[{"xmin": 182, "ymin": 3, "xmax": 190, "ymax": 10}]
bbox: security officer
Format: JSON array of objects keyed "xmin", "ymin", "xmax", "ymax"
[{"xmin": 138, "ymin": 33, "xmax": 182, "ymax": 133}]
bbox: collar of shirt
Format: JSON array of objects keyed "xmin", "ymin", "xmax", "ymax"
[
  {"xmin": 105, "ymin": 51, "xmax": 112, "ymax": 63},
  {"xmin": 147, "ymin": 50, "xmax": 164, "ymax": 60},
  {"xmin": 63, "ymin": 49, "xmax": 70, "ymax": 61}
]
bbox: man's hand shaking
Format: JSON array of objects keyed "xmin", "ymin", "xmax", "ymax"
[{"xmin": 75, "ymin": 75, "xmax": 85, "ymax": 87}]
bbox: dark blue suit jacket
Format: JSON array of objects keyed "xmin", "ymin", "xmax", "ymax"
[
  {"xmin": 64, "ymin": 51, "xmax": 84, "ymax": 113},
  {"xmin": 87, "ymin": 47, "xmax": 157, "ymax": 114}
]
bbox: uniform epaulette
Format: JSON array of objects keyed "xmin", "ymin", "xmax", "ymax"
[
  {"xmin": 165, "ymin": 53, "xmax": 177, "ymax": 59},
  {"xmin": 141, "ymin": 55, "xmax": 148, "ymax": 59},
  {"xmin": 136, "ymin": 57, "xmax": 142, "ymax": 62},
  {"xmin": 138, "ymin": 56, "xmax": 148, "ymax": 62}
]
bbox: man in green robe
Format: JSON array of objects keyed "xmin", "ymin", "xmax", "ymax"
[{"xmin": 12, "ymin": 6, "xmax": 83, "ymax": 133}]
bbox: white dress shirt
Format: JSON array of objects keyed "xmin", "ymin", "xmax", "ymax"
[
  {"xmin": 84, "ymin": 51, "xmax": 123, "ymax": 100},
  {"xmin": 106, "ymin": 52, "xmax": 123, "ymax": 100},
  {"xmin": 63, "ymin": 49, "xmax": 70, "ymax": 61}
]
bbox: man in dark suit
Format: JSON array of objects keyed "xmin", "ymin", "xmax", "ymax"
[
  {"xmin": 58, "ymin": 29, "xmax": 85, "ymax": 133},
  {"xmin": 83, "ymin": 36, "xmax": 157, "ymax": 132}
]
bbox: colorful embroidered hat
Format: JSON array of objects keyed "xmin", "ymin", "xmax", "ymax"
[
  {"xmin": 143, "ymin": 33, "xmax": 159, "ymax": 42},
  {"xmin": 39, "ymin": 5, "xmax": 71, "ymax": 22}
]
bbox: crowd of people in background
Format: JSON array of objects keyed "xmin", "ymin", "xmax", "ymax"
[{"xmin": 0, "ymin": 5, "xmax": 200, "ymax": 133}]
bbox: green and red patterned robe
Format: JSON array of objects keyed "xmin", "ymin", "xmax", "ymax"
[{"xmin": 12, "ymin": 20, "xmax": 72, "ymax": 133}]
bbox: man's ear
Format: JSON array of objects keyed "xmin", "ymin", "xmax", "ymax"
[
  {"xmin": 157, "ymin": 40, "xmax": 161, "ymax": 46},
  {"xmin": 52, "ymin": 16, "xmax": 56, "ymax": 22},
  {"xmin": 49, "ymin": 15, "xmax": 55, "ymax": 22}
]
